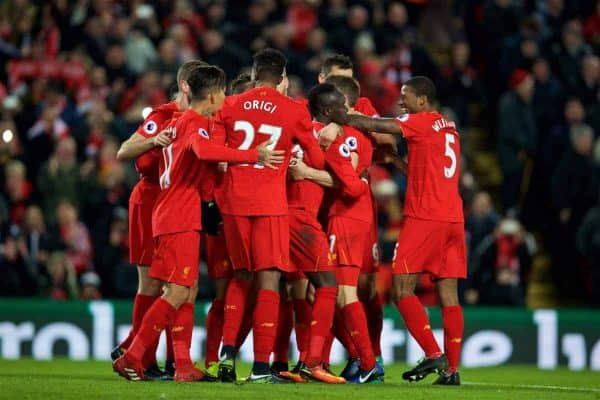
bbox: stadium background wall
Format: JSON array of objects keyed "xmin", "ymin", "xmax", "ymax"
[{"xmin": 0, "ymin": 300, "xmax": 599, "ymax": 371}]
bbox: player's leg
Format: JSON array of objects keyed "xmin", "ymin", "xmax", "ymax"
[
  {"xmin": 204, "ymin": 277, "xmax": 228, "ymax": 372},
  {"xmin": 272, "ymin": 280, "xmax": 294, "ymax": 374},
  {"xmin": 218, "ymin": 214, "xmax": 253, "ymax": 382},
  {"xmin": 301, "ymin": 270, "xmax": 345, "ymax": 383},
  {"xmin": 433, "ymin": 222, "xmax": 466, "ymax": 385},
  {"xmin": 358, "ymin": 271, "xmax": 383, "ymax": 365},
  {"xmin": 289, "ymin": 276, "xmax": 310, "ymax": 367}
]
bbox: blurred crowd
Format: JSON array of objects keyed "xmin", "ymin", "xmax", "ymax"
[{"xmin": 0, "ymin": 0, "xmax": 599, "ymax": 307}]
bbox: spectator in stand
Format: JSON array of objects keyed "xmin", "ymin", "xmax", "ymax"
[
  {"xmin": 583, "ymin": 0, "xmax": 600, "ymax": 52},
  {"xmin": 98, "ymin": 207, "xmax": 133, "ymax": 298},
  {"xmin": 577, "ymin": 54, "xmax": 600, "ymax": 109},
  {"xmin": 22, "ymin": 205, "xmax": 49, "ymax": 276},
  {"xmin": 0, "ymin": 224, "xmax": 39, "ymax": 297},
  {"xmin": 329, "ymin": 4, "xmax": 372, "ymax": 57},
  {"xmin": 551, "ymin": 19, "xmax": 593, "ymax": 95},
  {"xmin": 375, "ymin": 2, "xmax": 409, "ymax": 53},
  {"xmin": 550, "ymin": 123, "xmax": 598, "ymax": 300},
  {"xmin": 37, "ymin": 136, "xmax": 81, "ymax": 224},
  {"xmin": 154, "ymin": 38, "xmax": 180, "ymax": 89},
  {"xmin": 438, "ymin": 41, "xmax": 485, "ymax": 127},
  {"xmin": 498, "ymin": 69, "xmax": 538, "ymax": 212},
  {"xmin": 467, "ymin": 218, "xmax": 534, "ymax": 306},
  {"xmin": 45, "ymin": 251, "xmax": 78, "ymax": 300},
  {"xmin": 80, "ymin": 271, "xmax": 102, "ymax": 300},
  {"xmin": 359, "ymin": 60, "xmax": 399, "ymax": 116},
  {"xmin": 576, "ymin": 195, "xmax": 600, "ymax": 307},
  {"xmin": 124, "ymin": 27, "xmax": 158, "ymax": 76},
  {"xmin": 53, "ymin": 198, "xmax": 92, "ymax": 275},
  {"xmin": 3, "ymin": 160, "xmax": 31, "ymax": 225},
  {"xmin": 531, "ymin": 58, "xmax": 564, "ymax": 136},
  {"xmin": 201, "ymin": 29, "xmax": 251, "ymax": 83},
  {"xmin": 466, "ymin": 191, "xmax": 500, "ymax": 259}
]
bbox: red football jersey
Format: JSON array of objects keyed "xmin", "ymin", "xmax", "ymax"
[
  {"xmin": 287, "ymin": 121, "xmax": 327, "ymax": 216},
  {"xmin": 214, "ymin": 86, "xmax": 325, "ymax": 216},
  {"xmin": 355, "ymin": 96, "xmax": 379, "ymax": 117},
  {"xmin": 324, "ymin": 135, "xmax": 369, "ymax": 201},
  {"xmin": 134, "ymin": 102, "xmax": 179, "ymax": 184},
  {"xmin": 327, "ymin": 125, "xmax": 373, "ymax": 223},
  {"xmin": 394, "ymin": 111, "xmax": 464, "ymax": 223},
  {"xmin": 152, "ymin": 109, "xmax": 260, "ymax": 237}
]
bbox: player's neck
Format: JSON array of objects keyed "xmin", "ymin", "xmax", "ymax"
[
  {"xmin": 190, "ymin": 101, "xmax": 213, "ymax": 118},
  {"xmin": 254, "ymin": 81, "xmax": 278, "ymax": 90}
]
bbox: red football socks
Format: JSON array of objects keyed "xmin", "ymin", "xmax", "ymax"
[
  {"xmin": 126, "ymin": 298, "xmax": 176, "ymax": 362},
  {"xmin": 365, "ymin": 295, "xmax": 383, "ymax": 357},
  {"xmin": 341, "ymin": 301, "xmax": 376, "ymax": 371},
  {"xmin": 305, "ymin": 287, "xmax": 337, "ymax": 367},
  {"xmin": 293, "ymin": 298, "xmax": 312, "ymax": 362},
  {"xmin": 321, "ymin": 332, "xmax": 334, "ymax": 366},
  {"xmin": 171, "ymin": 302, "xmax": 195, "ymax": 369},
  {"xmin": 120, "ymin": 294, "xmax": 158, "ymax": 350},
  {"xmin": 204, "ymin": 298, "xmax": 224, "ymax": 367},
  {"xmin": 333, "ymin": 308, "xmax": 359, "ymax": 359},
  {"xmin": 273, "ymin": 299, "xmax": 294, "ymax": 363},
  {"xmin": 253, "ymin": 289, "xmax": 280, "ymax": 363},
  {"xmin": 222, "ymin": 278, "xmax": 251, "ymax": 347},
  {"xmin": 396, "ymin": 295, "xmax": 441, "ymax": 357},
  {"xmin": 235, "ymin": 305, "xmax": 254, "ymax": 349},
  {"xmin": 442, "ymin": 305, "xmax": 464, "ymax": 372}
]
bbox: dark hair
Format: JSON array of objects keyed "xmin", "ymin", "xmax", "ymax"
[
  {"xmin": 321, "ymin": 54, "xmax": 353, "ymax": 76},
  {"xmin": 404, "ymin": 76, "xmax": 436, "ymax": 103},
  {"xmin": 252, "ymin": 48, "xmax": 287, "ymax": 84},
  {"xmin": 177, "ymin": 60, "xmax": 208, "ymax": 84},
  {"xmin": 229, "ymin": 72, "xmax": 254, "ymax": 95},
  {"xmin": 307, "ymin": 83, "xmax": 343, "ymax": 118},
  {"xmin": 187, "ymin": 65, "xmax": 226, "ymax": 102},
  {"xmin": 325, "ymin": 75, "xmax": 360, "ymax": 108}
]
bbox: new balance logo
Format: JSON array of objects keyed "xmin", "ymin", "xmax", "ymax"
[
  {"xmin": 349, "ymin": 330, "xmax": 359, "ymax": 337},
  {"xmin": 182, "ymin": 266, "xmax": 191, "ymax": 278},
  {"xmin": 450, "ymin": 338, "xmax": 462, "ymax": 343},
  {"xmin": 424, "ymin": 325, "xmax": 431, "ymax": 330},
  {"xmin": 171, "ymin": 326, "xmax": 184, "ymax": 333},
  {"xmin": 152, "ymin": 325, "xmax": 162, "ymax": 332},
  {"xmin": 225, "ymin": 305, "xmax": 237, "ymax": 310},
  {"xmin": 310, "ymin": 320, "xmax": 317, "ymax": 326},
  {"xmin": 260, "ymin": 322, "xmax": 275, "ymax": 328}
]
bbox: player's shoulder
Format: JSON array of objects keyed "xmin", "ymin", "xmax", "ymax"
[
  {"xmin": 140, "ymin": 102, "xmax": 179, "ymax": 135},
  {"xmin": 355, "ymin": 97, "xmax": 378, "ymax": 117}
]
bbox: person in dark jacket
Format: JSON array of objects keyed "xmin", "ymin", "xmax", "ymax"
[{"xmin": 498, "ymin": 69, "xmax": 538, "ymax": 212}]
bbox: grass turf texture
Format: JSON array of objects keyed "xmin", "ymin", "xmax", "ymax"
[{"xmin": 1, "ymin": 360, "xmax": 599, "ymax": 400}]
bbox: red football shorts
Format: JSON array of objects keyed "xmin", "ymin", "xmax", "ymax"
[
  {"xmin": 289, "ymin": 208, "xmax": 334, "ymax": 273},
  {"xmin": 204, "ymin": 231, "xmax": 232, "ymax": 280},
  {"xmin": 327, "ymin": 216, "xmax": 370, "ymax": 268},
  {"xmin": 392, "ymin": 217, "xmax": 467, "ymax": 279},
  {"xmin": 336, "ymin": 266, "xmax": 361, "ymax": 286},
  {"xmin": 128, "ymin": 181, "xmax": 160, "ymax": 266},
  {"xmin": 221, "ymin": 214, "xmax": 292, "ymax": 272},
  {"xmin": 149, "ymin": 230, "xmax": 201, "ymax": 287},
  {"xmin": 361, "ymin": 225, "xmax": 379, "ymax": 274}
]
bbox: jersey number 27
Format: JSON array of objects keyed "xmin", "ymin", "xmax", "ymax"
[{"xmin": 234, "ymin": 120, "xmax": 282, "ymax": 168}]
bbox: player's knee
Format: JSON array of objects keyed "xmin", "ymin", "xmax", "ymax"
[
  {"xmin": 163, "ymin": 284, "xmax": 190, "ymax": 308},
  {"xmin": 391, "ymin": 285, "xmax": 415, "ymax": 302},
  {"xmin": 337, "ymin": 285, "xmax": 358, "ymax": 307},
  {"xmin": 215, "ymin": 278, "xmax": 230, "ymax": 300},
  {"xmin": 138, "ymin": 276, "xmax": 162, "ymax": 297},
  {"xmin": 256, "ymin": 269, "xmax": 281, "ymax": 292},
  {"xmin": 307, "ymin": 271, "xmax": 336, "ymax": 289},
  {"xmin": 233, "ymin": 269, "xmax": 253, "ymax": 282},
  {"xmin": 187, "ymin": 283, "xmax": 199, "ymax": 302}
]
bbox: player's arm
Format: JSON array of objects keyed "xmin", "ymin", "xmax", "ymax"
[
  {"xmin": 116, "ymin": 131, "xmax": 171, "ymax": 160},
  {"xmin": 289, "ymin": 159, "xmax": 336, "ymax": 187},
  {"xmin": 190, "ymin": 136, "xmax": 285, "ymax": 168}
]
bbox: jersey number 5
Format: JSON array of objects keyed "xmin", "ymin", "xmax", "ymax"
[
  {"xmin": 444, "ymin": 133, "xmax": 457, "ymax": 179},
  {"xmin": 234, "ymin": 120, "xmax": 282, "ymax": 168}
]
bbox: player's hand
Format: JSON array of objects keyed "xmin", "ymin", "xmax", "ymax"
[
  {"xmin": 256, "ymin": 140, "xmax": 285, "ymax": 169},
  {"xmin": 152, "ymin": 130, "xmax": 171, "ymax": 147},
  {"xmin": 318, "ymin": 123, "xmax": 343, "ymax": 150},
  {"xmin": 288, "ymin": 158, "xmax": 308, "ymax": 180}
]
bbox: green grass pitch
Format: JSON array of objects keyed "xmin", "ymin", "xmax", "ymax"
[{"xmin": 1, "ymin": 360, "xmax": 599, "ymax": 400}]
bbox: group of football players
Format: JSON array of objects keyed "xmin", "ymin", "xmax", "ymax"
[{"xmin": 110, "ymin": 48, "xmax": 466, "ymax": 386}]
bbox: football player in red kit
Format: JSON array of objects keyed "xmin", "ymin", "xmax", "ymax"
[
  {"xmin": 329, "ymin": 76, "xmax": 466, "ymax": 386},
  {"xmin": 213, "ymin": 49, "xmax": 325, "ymax": 384},
  {"xmin": 113, "ymin": 60, "xmax": 205, "ymax": 378},
  {"xmin": 201, "ymin": 72, "xmax": 255, "ymax": 378},
  {"xmin": 289, "ymin": 83, "xmax": 382, "ymax": 384},
  {"xmin": 112, "ymin": 65, "xmax": 284, "ymax": 382}
]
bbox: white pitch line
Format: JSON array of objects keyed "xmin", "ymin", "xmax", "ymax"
[{"xmin": 463, "ymin": 381, "xmax": 600, "ymax": 393}]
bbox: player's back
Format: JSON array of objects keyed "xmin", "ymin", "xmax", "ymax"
[
  {"xmin": 217, "ymin": 86, "xmax": 317, "ymax": 216},
  {"xmin": 395, "ymin": 111, "xmax": 463, "ymax": 223},
  {"xmin": 153, "ymin": 109, "xmax": 208, "ymax": 236}
]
